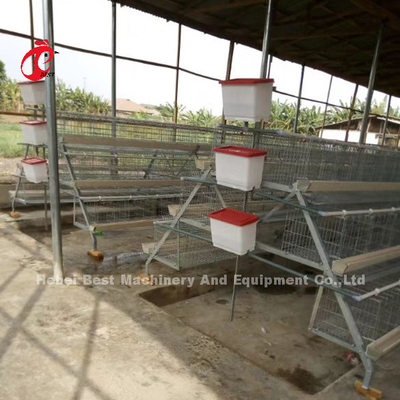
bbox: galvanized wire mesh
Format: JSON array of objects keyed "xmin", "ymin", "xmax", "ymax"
[
  {"xmin": 57, "ymin": 111, "xmax": 216, "ymax": 144},
  {"xmin": 216, "ymin": 125, "xmax": 400, "ymax": 185},
  {"xmin": 59, "ymin": 146, "xmax": 204, "ymax": 181},
  {"xmin": 313, "ymin": 268, "xmax": 400, "ymax": 345},
  {"xmin": 281, "ymin": 209, "xmax": 400, "ymax": 263}
]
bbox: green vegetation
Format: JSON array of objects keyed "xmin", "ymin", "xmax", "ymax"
[
  {"xmin": 0, "ymin": 123, "xmax": 23, "ymax": 158},
  {"xmin": 1, "ymin": 57, "xmax": 400, "ymax": 158}
]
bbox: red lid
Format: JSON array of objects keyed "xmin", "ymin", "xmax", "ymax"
[
  {"xmin": 219, "ymin": 78, "xmax": 274, "ymax": 85},
  {"xmin": 18, "ymin": 80, "xmax": 45, "ymax": 85},
  {"xmin": 208, "ymin": 208, "xmax": 259, "ymax": 226},
  {"xmin": 214, "ymin": 146, "xmax": 267, "ymax": 158},
  {"xmin": 20, "ymin": 120, "xmax": 47, "ymax": 126},
  {"xmin": 21, "ymin": 157, "xmax": 47, "ymax": 165}
]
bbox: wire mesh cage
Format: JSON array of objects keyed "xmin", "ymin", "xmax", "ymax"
[
  {"xmin": 281, "ymin": 208, "xmax": 400, "ymax": 263},
  {"xmin": 216, "ymin": 125, "xmax": 400, "ymax": 186},
  {"xmin": 57, "ymin": 111, "xmax": 216, "ymax": 144},
  {"xmin": 312, "ymin": 270, "xmax": 400, "ymax": 345}
]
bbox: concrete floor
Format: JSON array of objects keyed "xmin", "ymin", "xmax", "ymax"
[{"xmin": 0, "ymin": 212, "xmax": 399, "ymax": 400}]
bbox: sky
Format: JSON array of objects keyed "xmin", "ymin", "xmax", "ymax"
[{"xmin": 1, "ymin": 0, "xmax": 399, "ymax": 115}]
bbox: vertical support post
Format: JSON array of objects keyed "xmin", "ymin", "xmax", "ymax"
[
  {"xmin": 42, "ymin": 0, "xmax": 63, "ymax": 279},
  {"xmin": 320, "ymin": 75, "xmax": 333, "ymax": 136},
  {"xmin": 359, "ymin": 23, "xmax": 384, "ymax": 145},
  {"xmin": 173, "ymin": 24, "xmax": 182, "ymax": 124},
  {"xmin": 29, "ymin": 0, "xmax": 35, "ymax": 74},
  {"xmin": 111, "ymin": 1, "xmax": 117, "ymax": 131},
  {"xmin": 293, "ymin": 64, "xmax": 305, "ymax": 133},
  {"xmin": 260, "ymin": 0, "xmax": 273, "ymax": 79},
  {"xmin": 267, "ymin": 54, "xmax": 273, "ymax": 78},
  {"xmin": 230, "ymin": 191, "xmax": 249, "ymax": 322},
  {"xmin": 222, "ymin": 40, "xmax": 235, "ymax": 124},
  {"xmin": 381, "ymin": 94, "xmax": 392, "ymax": 146},
  {"xmin": 345, "ymin": 84, "xmax": 359, "ymax": 142}
]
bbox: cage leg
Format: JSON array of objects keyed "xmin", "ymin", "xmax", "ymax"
[
  {"xmin": 296, "ymin": 190, "xmax": 375, "ymax": 390},
  {"xmin": 355, "ymin": 379, "xmax": 382, "ymax": 400},
  {"xmin": 87, "ymin": 233, "xmax": 103, "ymax": 260},
  {"xmin": 10, "ymin": 145, "xmax": 30, "ymax": 219}
]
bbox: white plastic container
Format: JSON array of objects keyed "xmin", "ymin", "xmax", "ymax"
[
  {"xmin": 214, "ymin": 146, "xmax": 267, "ymax": 191},
  {"xmin": 20, "ymin": 120, "xmax": 48, "ymax": 145},
  {"xmin": 21, "ymin": 157, "xmax": 48, "ymax": 183},
  {"xmin": 18, "ymin": 81, "xmax": 46, "ymax": 105},
  {"xmin": 219, "ymin": 78, "xmax": 274, "ymax": 121},
  {"xmin": 208, "ymin": 208, "xmax": 259, "ymax": 256}
]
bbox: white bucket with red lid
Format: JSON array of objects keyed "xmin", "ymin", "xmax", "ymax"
[
  {"xmin": 208, "ymin": 208, "xmax": 259, "ymax": 255},
  {"xmin": 21, "ymin": 157, "xmax": 48, "ymax": 183},
  {"xmin": 214, "ymin": 146, "xmax": 267, "ymax": 191}
]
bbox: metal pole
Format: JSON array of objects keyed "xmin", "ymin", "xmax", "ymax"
[
  {"xmin": 260, "ymin": 0, "xmax": 273, "ymax": 78},
  {"xmin": 267, "ymin": 54, "xmax": 273, "ymax": 78},
  {"xmin": 230, "ymin": 191, "xmax": 249, "ymax": 321},
  {"xmin": 222, "ymin": 41, "xmax": 235, "ymax": 124},
  {"xmin": 173, "ymin": 24, "xmax": 182, "ymax": 124},
  {"xmin": 345, "ymin": 84, "xmax": 359, "ymax": 142},
  {"xmin": 42, "ymin": 0, "xmax": 63, "ymax": 279},
  {"xmin": 29, "ymin": 0, "xmax": 35, "ymax": 73},
  {"xmin": 381, "ymin": 94, "xmax": 392, "ymax": 146},
  {"xmin": 111, "ymin": 1, "xmax": 117, "ymax": 129},
  {"xmin": 359, "ymin": 23, "xmax": 384, "ymax": 144},
  {"xmin": 293, "ymin": 64, "xmax": 305, "ymax": 133},
  {"xmin": 320, "ymin": 75, "xmax": 333, "ymax": 136}
]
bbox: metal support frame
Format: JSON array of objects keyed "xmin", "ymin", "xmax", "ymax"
[
  {"xmin": 359, "ymin": 23, "xmax": 384, "ymax": 145},
  {"xmin": 345, "ymin": 84, "xmax": 359, "ymax": 142},
  {"xmin": 145, "ymin": 167, "xmax": 213, "ymax": 274},
  {"xmin": 293, "ymin": 64, "xmax": 305, "ymax": 133},
  {"xmin": 260, "ymin": 0, "xmax": 273, "ymax": 78},
  {"xmin": 381, "ymin": 94, "xmax": 392, "ymax": 145},
  {"xmin": 173, "ymin": 24, "xmax": 182, "ymax": 124},
  {"xmin": 62, "ymin": 144, "xmax": 98, "ymax": 251},
  {"xmin": 111, "ymin": 1, "xmax": 117, "ymax": 126},
  {"xmin": 230, "ymin": 191, "xmax": 249, "ymax": 321},
  {"xmin": 296, "ymin": 190, "xmax": 374, "ymax": 389},
  {"xmin": 222, "ymin": 41, "xmax": 235, "ymax": 124},
  {"xmin": 320, "ymin": 75, "xmax": 333, "ymax": 135},
  {"xmin": 43, "ymin": 0, "xmax": 63, "ymax": 279}
]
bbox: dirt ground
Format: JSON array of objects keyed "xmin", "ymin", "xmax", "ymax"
[{"xmin": 0, "ymin": 212, "xmax": 399, "ymax": 399}]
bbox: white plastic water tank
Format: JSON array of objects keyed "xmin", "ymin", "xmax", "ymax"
[
  {"xmin": 214, "ymin": 146, "xmax": 267, "ymax": 191},
  {"xmin": 219, "ymin": 78, "xmax": 274, "ymax": 122},
  {"xmin": 20, "ymin": 120, "xmax": 48, "ymax": 145},
  {"xmin": 208, "ymin": 208, "xmax": 259, "ymax": 256},
  {"xmin": 21, "ymin": 157, "xmax": 48, "ymax": 183},
  {"xmin": 18, "ymin": 80, "xmax": 46, "ymax": 105}
]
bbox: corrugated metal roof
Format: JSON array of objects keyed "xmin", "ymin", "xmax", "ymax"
[{"xmin": 112, "ymin": 0, "xmax": 400, "ymax": 96}]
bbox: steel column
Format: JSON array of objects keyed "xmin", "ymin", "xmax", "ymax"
[
  {"xmin": 173, "ymin": 24, "xmax": 182, "ymax": 124},
  {"xmin": 320, "ymin": 75, "xmax": 333, "ymax": 136},
  {"xmin": 222, "ymin": 41, "xmax": 235, "ymax": 124},
  {"xmin": 359, "ymin": 23, "xmax": 384, "ymax": 144},
  {"xmin": 381, "ymin": 94, "xmax": 392, "ymax": 146},
  {"xmin": 260, "ymin": 0, "xmax": 273, "ymax": 78},
  {"xmin": 42, "ymin": 0, "xmax": 63, "ymax": 279},
  {"xmin": 111, "ymin": 1, "xmax": 117, "ymax": 129},
  {"xmin": 345, "ymin": 84, "xmax": 359, "ymax": 142},
  {"xmin": 293, "ymin": 64, "xmax": 305, "ymax": 133}
]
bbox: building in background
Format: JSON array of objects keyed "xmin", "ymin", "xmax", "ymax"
[{"xmin": 319, "ymin": 116, "xmax": 400, "ymax": 146}]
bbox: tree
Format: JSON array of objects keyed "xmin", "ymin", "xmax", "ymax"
[{"xmin": 0, "ymin": 61, "xmax": 6, "ymax": 84}]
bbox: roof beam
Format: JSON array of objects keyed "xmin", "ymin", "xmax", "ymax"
[
  {"xmin": 188, "ymin": 0, "xmax": 265, "ymax": 14},
  {"xmin": 347, "ymin": 0, "xmax": 400, "ymax": 31}
]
